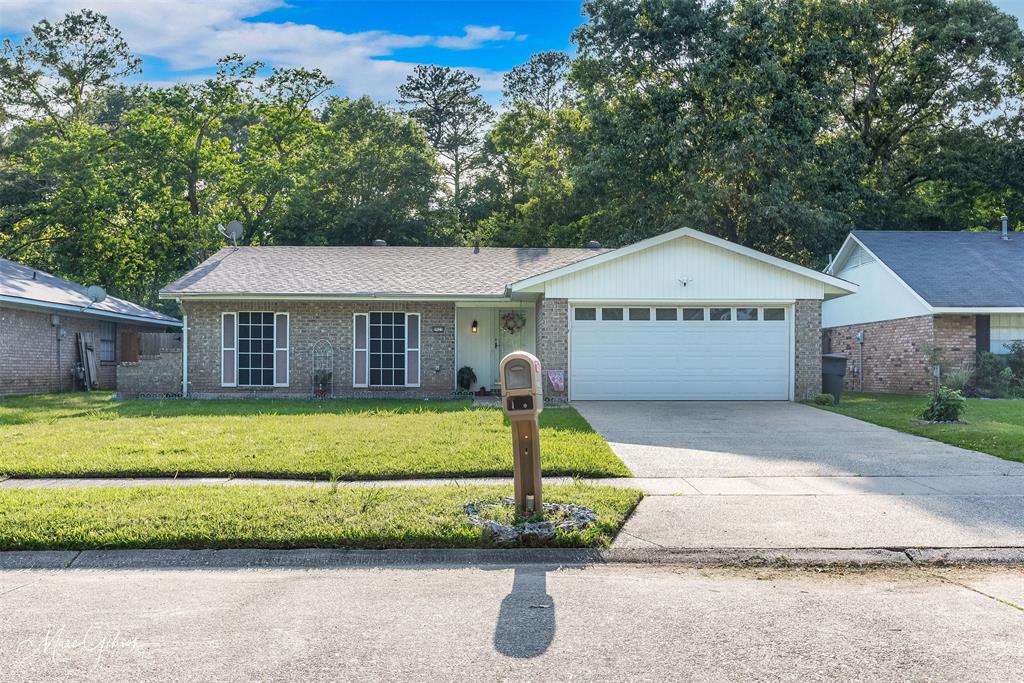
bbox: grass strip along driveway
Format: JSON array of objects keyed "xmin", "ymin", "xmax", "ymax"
[
  {"xmin": 0, "ymin": 393, "xmax": 629, "ymax": 480},
  {"xmin": 813, "ymin": 392, "xmax": 1024, "ymax": 464},
  {"xmin": 0, "ymin": 483, "xmax": 641, "ymax": 551}
]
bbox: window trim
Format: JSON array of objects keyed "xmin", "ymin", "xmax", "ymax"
[
  {"xmin": 98, "ymin": 321, "xmax": 117, "ymax": 363},
  {"xmin": 221, "ymin": 312, "xmax": 237, "ymax": 388},
  {"xmin": 406, "ymin": 312, "xmax": 421, "ymax": 388},
  {"xmin": 353, "ymin": 313, "xmax": 369, "ymax": 388},
  {"xmin": 354, "ymin": 311, "xmax": 422, "ymax": 388},
  {"xmin": 273, "ymin": 312, "xmax": 289, "ymax": 387}
]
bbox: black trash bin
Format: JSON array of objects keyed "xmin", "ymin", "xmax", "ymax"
[{"xmin": 821, "ymin": 353, "xmax": 848, "ymax": 404}]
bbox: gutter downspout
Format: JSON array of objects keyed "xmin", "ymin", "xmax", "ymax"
[{"xmin": 181, "ymin": 308, "xmax": 188, "ymax": 397}]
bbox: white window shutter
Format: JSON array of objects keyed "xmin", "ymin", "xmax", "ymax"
[
  {"xmin": 353, "ymin": 313, "xmax": 368, "ymax": 387},
  {"xmin": 221, "ymin": 313, "xmax": 236, "ymax": 387},
  {"xmin": 405, "ymin": 313, "xmax": 420, "ymax": 387},
  {"xmin": 274, "ymin": 313, "xmax": 289, "ymax": 387}
]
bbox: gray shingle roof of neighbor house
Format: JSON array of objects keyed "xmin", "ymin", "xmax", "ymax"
[
  {"xmin": 0, "ymin": 257, "xmax": 181, "ymax": 326},
  {"xmin": 160, "ymin": 246, "xmax": 608, "ymax": 298},
  {"xmin": 853, "ymin": 230, "xmax": 1024, "ymax": 308}
]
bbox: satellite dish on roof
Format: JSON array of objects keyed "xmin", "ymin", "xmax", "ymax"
[
  {"xmin": 219, "ymin": 220, "xmax": 244, "ymax": 246},
  {"xmin": 80, "ymin": 284, "xmax": 107, "ymax": 312},
  {"xmin": 87, "ymin": 285, "xmax": 107, "ymax": 303}
]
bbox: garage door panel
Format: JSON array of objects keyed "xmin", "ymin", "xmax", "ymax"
[{"xmin": 570, "ymin": 307, "xmax": 791, "ymax": 400}]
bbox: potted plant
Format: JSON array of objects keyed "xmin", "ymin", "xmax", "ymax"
[
  {"xmin": 457, "ymin": 366, "xmax": 477, "ymax": 392},
  {"xmin": 313, "ymin": 369, "xmax": 333, "ymax": 398}
]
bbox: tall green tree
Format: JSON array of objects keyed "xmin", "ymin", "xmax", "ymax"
[
  {"xmin": 502, "ymin": 51, "xmax": 576, "ymax": 114},
  {"xmin": 0, "ymin": 9, "xmax": 141, "ymax": 134},
  {"xmin": 398, "ymin": 65, "xmax": 493, "ymax": 233},
  {"xmin": 280, "ymin": 97, "xmax": 440, "ymax": 245},
  {"xmin": 569, "ymin": 0, "xmax": 1024, "ymax": 262}
]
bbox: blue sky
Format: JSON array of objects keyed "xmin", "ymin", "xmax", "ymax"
[{"xmin": 1, "ymin": 0, "xmax": 1022, "ymax": 103}]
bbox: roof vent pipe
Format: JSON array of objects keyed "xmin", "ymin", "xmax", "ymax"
[
  {"xmin": 473, "ymin": 238, "xmax": 480, "ymax": 254},
  {"xmin": 1001, "ymin": 215, "xmax": 1009, "ymax": 240},
  {"xmin": 585, "ymin": 240, "xmax": 601, "ymax": 249},
  {"xmin": 372, "ymin": 239, "xmax": 387, "ymax": 247}
]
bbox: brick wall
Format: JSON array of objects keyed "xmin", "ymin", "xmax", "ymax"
[
  {"xmin": 934, "ymin": 315, "xmax": 977, "ymax": 371},
  {"xmin": 182, "ymin": 300, "xmax": 456, "ymax": 398},
  {"xmin": 535, "ymin": 297, "xmax": 569, "ymax": 401},
  {"xmin": 116, "ymin": 351, "xmax": 183, "ymax": 398},
  {"xmin": 0, "ymin": 305, "xmax": 155, "ymax": 396},
  {"xmin": 826, "ymin": 314, "xmax": 978, "ymax": 394},
  {"xmin": 826, "ymin": 315, "xmax": 936, "ymax": 393},
  {"xmin": 794, "ymin": 299, "xmax": 823, "ymax": 400}
]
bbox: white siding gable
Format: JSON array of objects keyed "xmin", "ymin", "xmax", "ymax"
[
  {"xmin": 822, "ymin": 245, "xmax": 930, "ymax": 328},
  {"xmin": 537, "ymin": 235, "xmax": 827, "ymax": 301}
]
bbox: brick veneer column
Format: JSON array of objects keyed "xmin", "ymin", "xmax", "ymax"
[
  {"xmin": 794, "ymin": 299, "xmax": 822, "ymax": 400},
  {"xmin": 535, "ymin": 297, "xmax": 569, "ymax": 401}
]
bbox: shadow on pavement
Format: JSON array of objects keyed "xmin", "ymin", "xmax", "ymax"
[{"xmin": 493, "ymin": 567, "xmax": 555, "ymax": 658}]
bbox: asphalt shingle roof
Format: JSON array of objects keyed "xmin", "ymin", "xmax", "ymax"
[
  {"xmin": 853, "ymin": 230, "xmax": 1024, "ymax": 308},
  {"xmin": 161, "ymin": 246, "xmax": 607, "ymax": 298},
  {"xmin": 0, "ymin": 257, "xmax": 180, "ymax": 325}
]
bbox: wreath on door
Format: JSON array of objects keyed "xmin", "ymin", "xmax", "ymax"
[{"xmin": 499, "ymin": 310, "xmax": 527, "ymax": 335}]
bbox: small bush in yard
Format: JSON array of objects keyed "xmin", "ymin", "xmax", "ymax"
[
  {"xmin": 922, "ymin": 387, "xmax": 966, "ymax": 422},
  {"xmin": 973, "ymin": 352, "xmax": 1013, "ymax": 397},
  {"xmin": 1007, "ymin": 340, "xmax": 1024, "ymax": 379},
  {"xmin": 813, "ymin": 393, "xmax": 834, "ymax": 406}
]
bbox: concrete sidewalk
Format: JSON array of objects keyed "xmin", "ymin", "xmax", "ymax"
[{"xmin": 3, "ymin": 473, "xmax": 1023, "ymax": 496}]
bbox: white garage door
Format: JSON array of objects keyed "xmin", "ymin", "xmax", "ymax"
[{"xmin": 570, "ymin": 305, "xmax": 792, "ymax": 400}]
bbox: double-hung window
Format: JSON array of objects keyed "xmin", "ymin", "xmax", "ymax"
[
  {"xmin": 221, "ymin": 311, "xmax": 289, "ymax": 388},
  {"xmin": 370, "ymin": 312, "xmax": 406, "ymax": 386},
  {"xmin": 98, "ymin": 322, "xmax": 116, "ymax": 362},
  {"xmin": 353, "ymin": 312, "xmax": 421, "ymax": 388},
  {"xmin": 237, "ymin": 312, "xmax": 276, "ymax": 386}
]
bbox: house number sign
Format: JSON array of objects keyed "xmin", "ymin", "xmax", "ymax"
[{"xmin": 431, "ymin": 326, "xmax": 445, "ymax": 333}]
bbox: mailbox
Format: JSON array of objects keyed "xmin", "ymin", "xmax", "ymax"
[{"xmin": 499, "ymin": 351, "xmax": 544, "ymax": 516}]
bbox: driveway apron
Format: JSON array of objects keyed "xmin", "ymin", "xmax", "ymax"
[{"xmin": 574, "ymin": 401, "xmax": 1024, "ymax": 549}]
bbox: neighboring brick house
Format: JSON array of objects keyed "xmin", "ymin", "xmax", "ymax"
[
  {"xmin": 823, "ymin": 227, "xmax": 1024, "ymax": 393},
  {"xmin": 0, "ymin": 258, "xmax": 181, "ymax": 396},
  {"xmin": 160, "ymin": 227, "xmax": 854, "ymax": 401}
]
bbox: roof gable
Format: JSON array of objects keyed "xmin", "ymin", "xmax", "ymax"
[
  {"xmin": 509, "ymin": 227, "xmax": 855, "ymax": 299},
  {"xmin": 846, "ymin": 231, "xmax": 1024, "ymax": 308}
]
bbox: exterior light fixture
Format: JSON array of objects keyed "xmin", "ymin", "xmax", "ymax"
[{"xmin": 471, "ymin": 320, "xmax": 479, "ymax": 333}]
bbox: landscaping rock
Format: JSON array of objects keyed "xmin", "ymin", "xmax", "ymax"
[{"xmin": 464, "ymin": 499, "xmax": 597, "ymax": 546}]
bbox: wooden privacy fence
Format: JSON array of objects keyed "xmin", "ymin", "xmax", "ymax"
[{"xmin": 120, "ymin": 331, "xmax": 182, "ymax": 363}]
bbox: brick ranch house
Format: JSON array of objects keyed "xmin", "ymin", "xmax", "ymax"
[
  {"xmin": 159, "ymin": 227, "xmax": 855, "ymax": 401},
  {"xmin": 0, "ymin": 257, "xmax": 181, "ymax": 396},
  {"xmin": 823, "ymin": 229, "xmax": 1024, "ymax": 393}
]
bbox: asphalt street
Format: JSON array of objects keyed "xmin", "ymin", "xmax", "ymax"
[{"xmin": 0, "ymin": 561, "xmax": 1021, "ymax": 681}]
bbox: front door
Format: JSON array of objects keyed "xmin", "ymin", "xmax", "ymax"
[{"xmin": 496, "ymin": 309, "xmax": 529, "ymax": 380}]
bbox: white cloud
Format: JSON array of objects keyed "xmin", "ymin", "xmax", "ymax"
[
  {"xmin": 0, "ymin": 1, "xmax": 518, "ymax": 100},
  {"xmin": 435, "ymin": 25, "xmax": 524, "ymax": 50}
]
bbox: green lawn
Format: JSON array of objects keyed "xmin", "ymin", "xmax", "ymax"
[
  {"xmin": 0, "ymin": 483, "xmax": 642, "ymax": 550},
  {"xmin": 0, "ymin": 393, "xmax": 630, "ymax": 479},
  {"xmin": 812, "ymin": 392, "xmax": 1024, "ymax": 464}
]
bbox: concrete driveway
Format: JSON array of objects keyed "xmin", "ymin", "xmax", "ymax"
[{"xmin": 574, "ymin": 401, "xmax": 1024, "ymax": 549}]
